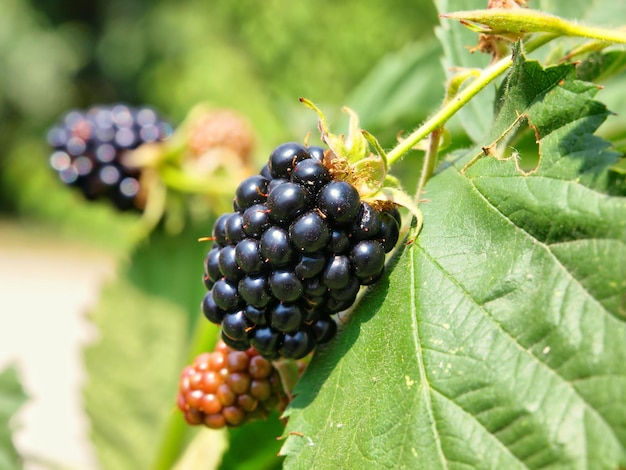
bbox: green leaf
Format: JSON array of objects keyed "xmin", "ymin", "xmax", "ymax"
[
  {"xmin": 84, "ymin": 277, "xmax": 188, "ymax": 470},
  {"xmin": 435, "ymin": 1, "xmax": 626, "ymax": 147},
  {"xmin": 577, "ymin": 52, "xmax": 626, "ymax": 153},
  {"xmin": 125, "ymin": 224, "xmax": 213, "ymax": 335},
  {"xmin": 575, "ymin": 51, "xmax": 626, "ymax": 85},
  {"xmin": 0, "ymin": 366, "xmax": 28, "ymax": 470},
  {"xmin": 348, "ymin": 38, "xmax": 446, "ymax": 143},
  {"xmin": 83, "ymin": 223, "xmax": 215, "ymax": 470},
  {"xmin": 280, "ymin": 50, "xmax": 626, "ymax": 469},
  {"xmin": 84, "ymin": 219, "xmax": 290, "ymax": 470},
  {"xmin": 435, "ymin": 0, "xmax": 494, "ymax": 143},
  {"xmin": 533, "ymin": 2, "xmax": 626, "ymax": 156}
]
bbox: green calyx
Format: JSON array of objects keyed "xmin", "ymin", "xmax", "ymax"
[{"xmin": 300, "ymin": 98, "xmax": 421, "ymax": 221}]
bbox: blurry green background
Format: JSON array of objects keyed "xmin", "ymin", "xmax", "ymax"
[
  {"xmin": 0, "ymin": 0, "xmax": 449, "ymax": 243},
  {"xmin": 0, "ymin": 0, "xmax": 444, "ymax": 469}
]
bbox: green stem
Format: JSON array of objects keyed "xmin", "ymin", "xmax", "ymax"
[
  {"xmin": 160, "ymin": 166, "xmax": 238, "ymax": 196},
  {"xmin": 152, "ymin": 320, "xmax": 219, "ymax": 470},
  {"xmin": 557, "ymin": 23, "xmax": 626, "ymax": 44},
  {"xmin": 152, "ymin": 414, "xmax": 189, "ymax": 470},
  {"xmin": 386, "ymin": 33, "xmax": 556, "ymax": 167},
  {"xmin": 416, "ymin": 128, "xmax": 442, "ymax": 200},
  {"xmin": 387, "ymin": 56, "xmax": 509, "ymax": 165},
  {"xmin": 129, "ymin": 174, "xmax": 167, "ymax": 244}
]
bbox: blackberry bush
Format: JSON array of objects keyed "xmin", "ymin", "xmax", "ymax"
[
  {"xmin": 47, "ymin": 104, "xmax": 172, "ymax": 211},
  {"xmin": 177, "ymin": 340, "xmax": 291, "ymax": 429},
  {"xmin": 201, "ymin": 125, "xmax": 407, "ymax": 359}
]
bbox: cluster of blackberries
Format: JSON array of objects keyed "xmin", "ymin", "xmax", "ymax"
[
  {"xmin": 47, "ymin": 104, "xmax": 172, "ymax": 210},
  {"xmin": 177, "ymin": 340, "xmax": 287, "ymax": 428},
  {"xmin": 202, "ymin": 142, "xmax": 401, "ymax": 360}
]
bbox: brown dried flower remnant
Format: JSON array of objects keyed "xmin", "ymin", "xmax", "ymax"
[{"xmin": 471, "ymin": 0, "xmax": 529, "ymax": 62}]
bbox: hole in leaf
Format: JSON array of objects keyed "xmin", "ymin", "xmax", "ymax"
[
  {"xmin": 465, "ymin": 113, "xmax": 542, "ymax": 176},
  {"xmin": 498, "ymin": 120, "xmax": 541, "ymax": 174}
]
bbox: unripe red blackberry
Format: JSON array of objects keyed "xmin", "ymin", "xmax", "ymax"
[
  {"xmin": 47, "ymin": 104, "xmax": 172, "ymax": 211},
  {"xmin": 201, "ymin": 140, "xmax": 402, "ymax": 359},
  {"xmin": 177, "ymin": 340, "xmax": 288, "ymax": 429}
]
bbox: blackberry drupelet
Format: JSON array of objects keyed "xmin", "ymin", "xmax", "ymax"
[
  {"xmin": 47, "ymin": 104, "xmax": 172, "ymax": 210},
  {"xmin": 201, "ymin": 142, "xmax": 401, "ymax": 359}
]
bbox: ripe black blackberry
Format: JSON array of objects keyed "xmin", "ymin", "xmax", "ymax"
[
  {"xmin": 201, "ymin": 142, "xmax": 401, "ymax": 360},
  {"xmin": 46, "ymin": 104, "xmax": 172, "ymax": 210},
  {"xmin": 177, "ymin": 340, "xmax": 289, "ymax": 428}
]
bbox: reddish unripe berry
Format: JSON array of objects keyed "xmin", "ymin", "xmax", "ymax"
[{"xmin": 177, "ymin": 338, "xmax": 305, "ymax": 429}]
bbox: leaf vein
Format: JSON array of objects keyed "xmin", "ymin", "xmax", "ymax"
[
  {"xmin": 409, "ymin": 244, "xmax": 449, "ymax": 470},
  {"xmin": 427, "ymin": 174, "xmax": 625, "ymax": 452},
  {"xmin": 417, "ymin": 244, "xmax": 624, "ymax": 456},
  {"xmin": 430, "ymin": 388, "xmax": 528, "ymax": 468},
  {"xmin": 465, "ymin": 174, "xmax": 625, "ymax": 325}
]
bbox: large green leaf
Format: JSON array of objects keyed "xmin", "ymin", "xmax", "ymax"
[
  {"xmin": 280, "ymin": 50, "xmax": 626, "ymax": 469},
  {"xmin": 0, "ymin": 366, "xmax": 28, "ymax": 470},
  {"xmin": 126, "ymin": 223, "xmax": 213, "ymax": 334},
  {"xmin": 82, "ymin": 223, "xmax": 212, "ymax": 470},
  {"xmin": 84, "ymin": 277, "xmax": 188, "ymax": 470}
]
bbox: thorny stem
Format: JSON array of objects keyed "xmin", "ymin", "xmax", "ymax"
[
  {"xmin": 386, "ymin": 33, "xmax": 556, "ymax": 168},
  {"xmin": 386, "ymin": 54, "xmax": 509, "ymax": 165}
]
